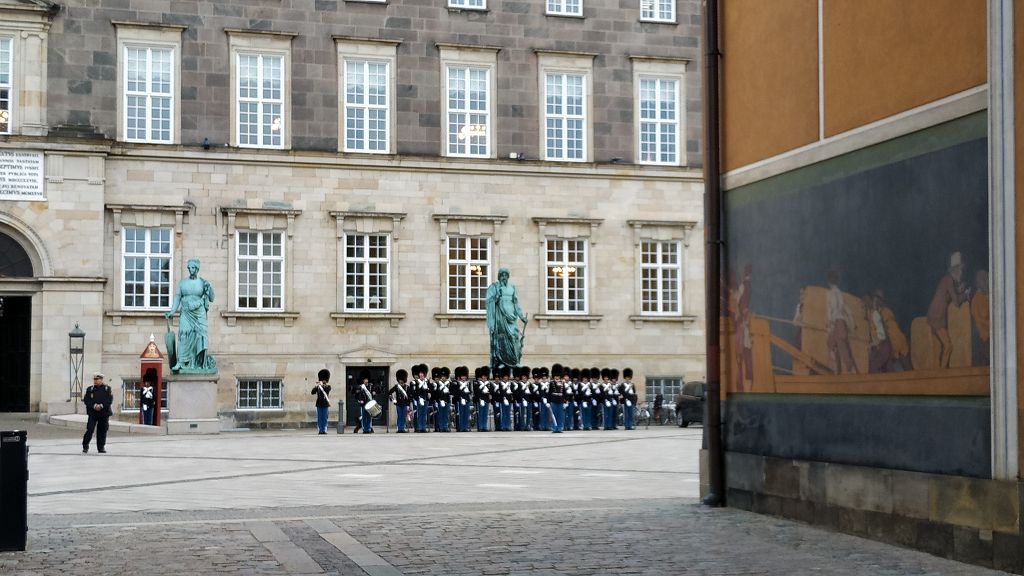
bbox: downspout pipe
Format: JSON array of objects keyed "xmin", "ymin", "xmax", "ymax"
[{"xmin": 701, "ymin": 0, "xmax": 725, "ymax": 507}]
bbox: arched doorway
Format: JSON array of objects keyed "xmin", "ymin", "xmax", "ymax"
[{"xmin": 0, "ymin": 231, "xmax": 33, "ymax": 411}]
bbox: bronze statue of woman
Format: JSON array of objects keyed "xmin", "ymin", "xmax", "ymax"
[
  {"xmin": 486, "ymin": 267, "xmax": 528, "ymax": 371},
  {"xmin": 165, "ymin": 258, "xmax": 217, "ymax": 374}
]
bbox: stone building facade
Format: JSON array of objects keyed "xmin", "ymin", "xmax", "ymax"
[{"xmin": 0, "ymin": 0, "xmax": 704, "ymax": 427}]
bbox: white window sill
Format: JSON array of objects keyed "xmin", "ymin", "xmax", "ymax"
[
  {"xmin": 434, "ymin": 312, "xmax": 485, "ymax": 327},
  {"xmin": 331, "ymin": 312, "xmax": 406, "ymax": 328},
  {"xmin": 221, "ymin": 310, "xmax": 300, "ymax": 327},
  {"xmin": 107, "ymin": 309, "xmax": 170, "ymax": 326},
  {"xmin": 534, "ymin": 313, "xmax": 603, "ymax": 329},
  {"xmin": 546, "ymin": 12, "xmax": 584, "ymax": 19},
  {"xmin": 629, "ymin": 314, "xmax": 697, "ymax": 328}
]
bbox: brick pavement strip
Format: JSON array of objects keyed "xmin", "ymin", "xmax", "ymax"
[{"xmin": 4, "ymin": 499, "xmax": 1011, "ymax": 575}]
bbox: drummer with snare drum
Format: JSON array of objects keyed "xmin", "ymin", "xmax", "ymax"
[{"xmin": 356, "ymin": 370, "xmax": 376, "ymax": 434}]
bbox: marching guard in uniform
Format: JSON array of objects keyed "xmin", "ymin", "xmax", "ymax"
[
  {"xmin": 475, "ymin": 366, "xmax": 492, "ymax": 432},
  {"xmin": 454, "ymin": 366, "xmax": 472, "ymax": 432},
  {"xmin": 565, "ymin": 368, "xmax": 579, "ymax": 431},
  {"xmin": 496, "ymin": 367, "xmax": 512, "ymax": 431},
  {"xmin": 435, "ymin": 367, "xmax": 452, "ymax": 432},
  {"xmin": 548, "ymin": 370, "xmax": 566, "ymax": 433},
  {"xmin": 620, "ymin": 368, "xmax": 638, "ymax": 430},
  {"xmin": 539, "ymin": 365, "xmax": 556, "ymax": 431},
  {"xmin": 389, "ymin": 369, "xmax": 411, "ymax": 433},
  {"xmin": 603, "ymin": 368, "xmax": 619, "ymax": 430},
  {"xmin": 413, "ymin": 364, "xmax": 430, "ymax": 433},
  {"xmin": 356, "ymin": 370, "xmax": 375, "ymax": 434},
  {"xmin": 579, "ymin": 369, "xmax": 593, "ymax": 431}
]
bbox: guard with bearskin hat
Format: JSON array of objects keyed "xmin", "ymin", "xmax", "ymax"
[
  {"xmin": 454, "ymin": 366, "xmax": 472, "ymax": 432},
  {"xmin": 475, "ymin": 366, "xmax": 492, "ymax": 431},
  {"xmin": 620, "ymin": 367, "xmax": 638, "ymax": 430},
  {"xmin": 389, "ymin": 368, "xmax": 411, "ymax": 433}
]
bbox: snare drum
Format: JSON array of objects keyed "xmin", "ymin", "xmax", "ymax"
[{"xmin": 364, "ymin": 399, "xmax": 382, "ymax": 417}]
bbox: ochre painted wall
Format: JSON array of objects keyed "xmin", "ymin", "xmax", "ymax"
[
  {"xmin": 1016, "ymin": 2, "xmax": 1024, "ymax": 480},
  {"xmin": 822, "ymin": 0, "xmax": 986, "ymax": 137},
  {"xmin": 720, "ymin": 0, "xmax": 819, "ymax": 172}
]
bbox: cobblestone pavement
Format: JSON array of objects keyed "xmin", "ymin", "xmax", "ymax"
[{"xmin": 0, "ymin": 417, "xmax": 1010, "ymax": 575}]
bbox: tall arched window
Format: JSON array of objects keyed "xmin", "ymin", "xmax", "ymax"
[{"xmin": 0, "ymin": 232, "xmax": 32, "ymax": 277}]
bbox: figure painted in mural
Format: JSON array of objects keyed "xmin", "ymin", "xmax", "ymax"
[
  {"xmin": 486, "ymin": 267, "xmax": 528, "ymax": 371},
  {"xmin": 733, "ymin": 264, "xmax": 753, "ymax": 389},
  {"xmin": 165, "ymin": 258, "xmax": 217, "ymax": 374},
  {"xmin": 927, "ymin": 251, "xmax": 968, "ymax": 368},
  {"xmin": 868, "ymin": 290, "xmax": 911, "ymax": 372},
  {"xmin": 791, "ymin": 287, "xmax": 809, "ymax": 375},
  {"xmin": 825, "ymin": 270, "xmax": 858, "ymax": 374},
  {"xmin": 970, "ymin": 269, "xmax": 990, "ymax": 366}
]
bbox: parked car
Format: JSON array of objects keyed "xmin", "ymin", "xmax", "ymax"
[{"xmin": 674, "ymin": 381, "xmax": 706, "ymax": 427}]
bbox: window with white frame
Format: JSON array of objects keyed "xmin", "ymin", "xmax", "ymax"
[
  {"xmin": 344, "ymin": 59, "xmax": 389, "ymax": 153},
  {"xmin": 545, "ymin": 238, "xmax": 588, "ymax": 313},
  {"xmin": 115, "ymin": 23, "xmax": 183, "ymax": 144},
  {"xmin": 449, "ymin": 0, "xmax": 485, "ymax": 9},
  {"xmin": 236, "ymin": 231, "xmax": 284, "ymax": 311},
  {"xmin": 0, "ymin": 38, "xmax": 11, "ymax": 134},
  {"xmin": 446, "ymin": 65, "xmax": 490, "ymax": 157},
  {"xmin": 645, "ymin": 376, "xmax": 682, "ymax": 403},
  {"xmin": 544, "ymin": 72, "xmax": 586, "ymax": 161},
  {"xmin": 641, "ymin": 0, "xmax": 675, "ymax": 22},
  {"xmin": 447, "ymin": 236, "xmax": 490, "ymax": 313},
  {"xmin": 640, "ymin": 240, "xmax": 682, "ymax": 314},
  {"xmin": 638, "ymin": 77, "xmax": 679, "ymax": 165},
  {"xmin": 237, "ymin": 52, "xmax": 285, "ymax": 148},
  {"xmin": 122, "ymin": 227, "xmax": 172, "ymax": 309},
  {"xmin": 547, "ymin": 0, "xmax": 582, "ymax": 16},
  {"xmin": 237, "ymin": 378, "xmax": 283, "ymax": 409},
  {"xmin": 345, "ymin": 234, "xmax": 390, "ymax": 311},
  {"xmin": 124, "ymin": 46, "xmax": 173, "ymax": 143}
]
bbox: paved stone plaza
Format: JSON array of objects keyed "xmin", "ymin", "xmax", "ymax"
[{"xmin": 0, "ymin": 416, "xmax": 1009, "ymax": 575}]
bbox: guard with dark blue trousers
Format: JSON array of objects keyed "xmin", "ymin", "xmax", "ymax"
[
  {"xmin": 511, "ymin": 367, "xmax": 525, "ymax": 431},
  {"xmin": 620, "ymin": 368, "xmax": 638, "ymax": 430},
  {"xmin": 495, "ymin": 367, "xmax": 512, "ymax": 431},
  {"xmin": 579, "ymin": 372, "xmax": 593, "ymax": 431},
  {"xmin": 454, "ymin": 366, "xmax": 472, "ymax": 432},
  {"xmin": 435, "ymin": 367, "xmax": 452, "ymax": 432},
  {"xmin": 603, "ymin": 369, "xmax": 619, "ymax": 430},
  {"xmin": 413, "ymin": 364, "xmax": 430, "ymax": 433},
  {"xmin": 565, "ymin": 368, "xmax": 579, "ymax": 431},
  {"xmin": 311, "ymin": 368, "xmax": 332, "ymax": 434},
  {"xmin": 549, "ymin": 372, "xmax": 566, "ymax": 433},
  {"xmin": 540, "ymin": 365, "xmax": 557, "ymax": 431},
  {"xmin": 356, "ymin": 370, "xmax": 375, "ymax": 434},
  {"xmin": 389, "ymin": 369, "xmax": 411, "ymax": 433},
  {"xmin": 475, "ymin": 366, "xmax": 492, "ymax": 431}
]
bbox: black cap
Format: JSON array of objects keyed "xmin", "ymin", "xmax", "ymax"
[
  {"xmin": 396, "ymin": 369, "xmax": 408, "ymax": 382},
  {"xmin": 610, "ymin": 368, "xmax": 620, "ymax": 380},
  {"xmin": 359, "ymin": 369, "xmax": 371, "ymax": 381},
  {"xmin": 623, "ymin": 368, "xmax": 633, "ymax": 378},
  {"xmin": 441, "ymin": 366, "xmax": 451, "ymax": 378},
  {"xmin": 318, "ymin": 368, "xmax": 331, "ymax": 382},
  {"xmin": 455, "ymin": 366, "xmax": 469, "ymax": 379}
]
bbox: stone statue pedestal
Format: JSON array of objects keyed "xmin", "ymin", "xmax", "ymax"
[{"xmin": 166, "ymin": 374, "xmax": 221, "ymax": 434}]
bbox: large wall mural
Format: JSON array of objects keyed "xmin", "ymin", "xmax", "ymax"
[{"xmin": 724, "ymin": 113, "xmax": 989, "ymax": 395}]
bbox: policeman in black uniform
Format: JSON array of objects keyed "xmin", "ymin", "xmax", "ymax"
[{"xmin": 82, "ymin": 372, "xmax": 113, "ymax": 453}]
